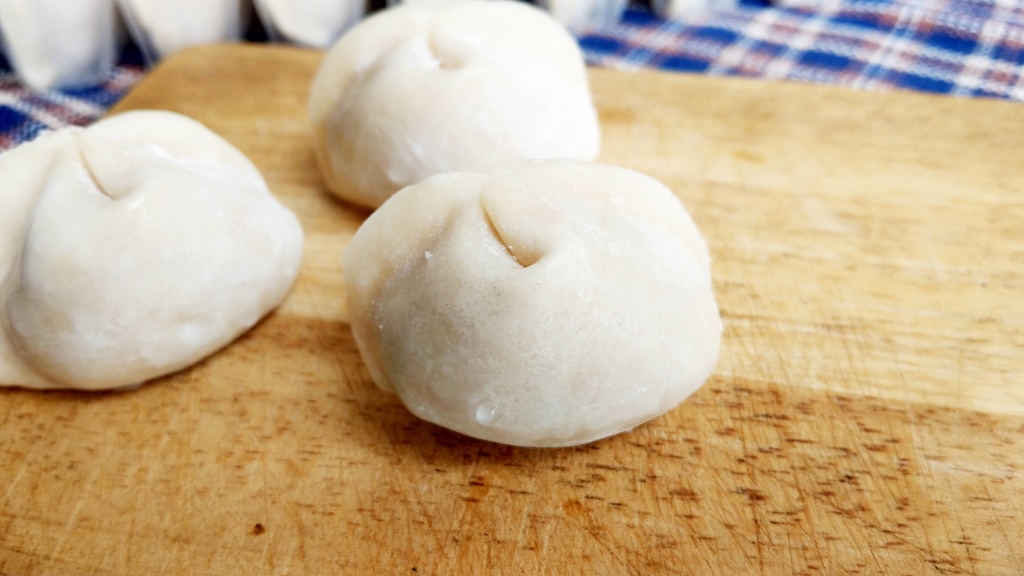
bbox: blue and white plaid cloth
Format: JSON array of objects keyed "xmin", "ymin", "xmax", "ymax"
[
  {"xmin": 582, "ymin": 0, "xmax": 1024, "ymax": 97},
  {"xmin": 1, "ymin": 0, "xmax": 1022, "ymax": 151},
  {"xmin": 0, "ymin": 67, "xmax": 142, "ymax": 150}
]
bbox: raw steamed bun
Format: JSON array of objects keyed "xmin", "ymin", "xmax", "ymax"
[
  {"xmin": 535, "ymin": 0, "xmax": 628, "ymax": 34},
  {"xmin": 651, "ymin": 0, "xmax": 738, "ymax": 21},
  {"xmin": 0, "ymin": 0, "xmax": 119, "ymax": 90},
  {"xmin": 343, "ymin": 160, "xmax": 721, "ymax": 447},
  {"xmin": 0, "ymin": 110, "xmax": 304, "ymax": 391},
  {"xmin": 253, "ymin": 0, "xmax": 364, "ymax": 47},
  {"xmin": 117, "ymin": 0, "xmax": 250, "ymax": 63},
  {"xmin": 308, "ymin": 0, "xmax": 600, "ymax": 209}
]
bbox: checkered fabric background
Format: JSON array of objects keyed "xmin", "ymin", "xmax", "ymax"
[
  {"xmin": 1, "ymin": 0, "xmax": 1022, "ymax": 151},
  {"xmin": 582, "ymin": 0, "xmax": 1024, "ymax": 97}
]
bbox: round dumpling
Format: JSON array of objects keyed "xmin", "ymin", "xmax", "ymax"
[
  {"xmin": 343, "ymin": 159, "xmax": 721, "ymax": 447},
  {"xmin": 308, "ymin": 0, "xmax": 600, "ymax": 209},
  {"xmin": 0, "ymin": 110, "xmax": 304, "ymax": 391}
]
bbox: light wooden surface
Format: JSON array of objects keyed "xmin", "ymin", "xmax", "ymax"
[{"xmin": 2, "ymin": 44, "xmax": 1023, "ymax": 575}]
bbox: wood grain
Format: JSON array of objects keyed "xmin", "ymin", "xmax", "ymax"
[{"xmin": 2, "ymin": 44, "xmax": 1023, "ymax": 575}]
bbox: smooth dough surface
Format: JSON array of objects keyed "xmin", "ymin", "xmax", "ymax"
[
  {"xmin": 535, "ymin": 0, "xmax": 628, "ymax": 34},
  {"xmin": 0, "ymin": 0, "xmax": 118, "ymax": 90},
  {"xmin": 254, "ymin": 0, "xmax": 363, "ymax": 47},
  {"xmin": 343, "ymin": 159, "xmax": 721, "ymax": 447},
  {"xmin": 117, "ymin": 0, "xmax": 248, "ymax": 62},
  {"xmin": 0, "ymin": 110, "xmax": 304, "ymax": 390},
  {"xmin": 309, "ymin": 0, "xmax": 600, "ymax": 209}
]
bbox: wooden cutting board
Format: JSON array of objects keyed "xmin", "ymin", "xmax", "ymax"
[{"xmin": 2, "ymin": 44, "xmax": 1023, "ymax": 575}]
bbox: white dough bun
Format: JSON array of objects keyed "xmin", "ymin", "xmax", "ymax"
[
  {"xmin": 0, "ymin": 111, "xmax": 304, "ymax": 391},
  {"xmin": 309, "ymin": 0, "xmax": 601, "ymax": 209},
  {"xmin": 343, "ymin": 159, "xmax": 721, "ymax": 447}
]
